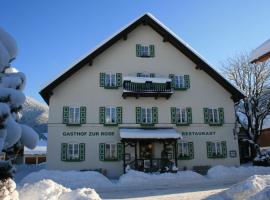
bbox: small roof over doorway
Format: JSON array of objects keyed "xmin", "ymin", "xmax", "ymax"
[{"xmin": 120, "ymin": 128, "xmax": 182, "ymax": 139}]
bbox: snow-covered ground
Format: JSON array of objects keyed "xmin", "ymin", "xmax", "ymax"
[{"xmin": 14, "ymin": 164, "xmax": 270, "ymax": 199}]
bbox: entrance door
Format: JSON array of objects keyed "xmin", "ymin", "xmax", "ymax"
[{"xmin": 139, "ymin": 141, "xmax": 153, "ymax": 159}]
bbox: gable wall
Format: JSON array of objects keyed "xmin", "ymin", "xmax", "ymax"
[{"xmin": 49, "ymin": 25, "xmax": 235, "ymax": 124}]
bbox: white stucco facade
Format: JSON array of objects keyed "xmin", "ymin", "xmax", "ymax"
[{"xmin": 42, "ymin": 14, "xmax": 242, "ymax": 178}]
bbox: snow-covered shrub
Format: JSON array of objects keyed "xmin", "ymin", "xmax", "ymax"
[
  {"xmin": 0, "ymin": 178, "xmax": 18, "ymax": 200},
  {"xmin": 253, "ymin": 149, "xmax": 270, "ymax": 166}
]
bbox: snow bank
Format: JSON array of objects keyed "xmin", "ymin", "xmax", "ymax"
[
  {"xmin": 208, "ymin": 175, "xmax": 270, "ymax": 200},
  {"xmin": 118, "ymin": 169, "xmax": 206, "ymax": 187},
  {"xmin": 19, "ymin": 179, "xmax": 101, "ymax": 200},
  {"xmin": 20, "ymin": 169, "xmax": 113, "ymax": 189},
  {"xmin": 207, "ymin": 165, "xmax": 270, "ymax": 181}
]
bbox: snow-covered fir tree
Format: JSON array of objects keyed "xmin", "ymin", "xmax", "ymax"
[{"xmin": 0, "ymin": 27, "xmax": 39, "ymax": 199}]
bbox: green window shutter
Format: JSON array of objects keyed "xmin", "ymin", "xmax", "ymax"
[
  {"xmin": 80, "ymin": 106, "xmax": 86, "ymax": 124},
  {"xmin": 136, "ymin": 44, "xmax": 141, "ymax": 57},
  {"xmin": 203, "ymin": 108, "xmax": 209, "ymax": 124},
  {"xmin": 136, "ymin": 107, "xmax": 141, "ymax": 124},
  {"xmin": 149, "ymin": 45, "xmax": 155, "ymax": 57},
  {"xmin": 61, "ymin": 143, "xmax": 67, "ymax": 161},
  {"xmin": 79, "ymin": 143, "xmax": 85, "ymax": 161},
  {"xmin": 116, "ymin": 73, "xmax": 122, "ymax": 87},
  {"xmin": 184, "ymin": 75, "xmax": 190, "ymax": 89},
  {"xmin": 63, "ymin": 106, "xmax": 69, "ymax": 124},
  {"xmin": 188, "ymin": 142, "xmax": 194, "ymax": 159},
  {"xmin": 171, "ymin": 107, "xmax": 176, "ymax": 124},
  {"xmin": 221, "ymin": 141, "xmax": 227, "ymax": 158},
  {"xmin": 99, "ymin": 143, "xmax": 105, "ymax": 161},
  {"xmin": 100, "ymin": 73, "xmax": 105, "ymax": 87},
  {"xmin": 186, "ymin": 107, "xmax": 192, "ymax": 124},
  {"xmin": 116, "ymin": 107, "xmax": 122, "ymax": 124},
  {"xmin": 99, "ymin": 107, "xmax": 105, "ymax": 124},
  {"xmin": 169, "ymin": 74, "xmax": 175, "ymax": 88},
  {"xmin": 218, "ymin": 107, "xmax": 224, "ymax": 125},
  {"xmin": 206, "ymin": 142, "xmax": 212, "ymax": 158},
  {"xmin": 117, "ymin": 143, "xmax": 123, "ymax": 160},
  {"xmin": 152, "ymin": 107, "xmax": 158, "ymax": 124},
  {"xmin": 150, "ymin": 73, "xmax": 155, "ymax": 78}
]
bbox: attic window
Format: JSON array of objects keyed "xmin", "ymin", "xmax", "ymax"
[{"xmin": 136, "ymin": 44, "xmax": 155, "ymax": 57}]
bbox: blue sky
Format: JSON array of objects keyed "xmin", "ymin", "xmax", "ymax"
[{"xmin": 1, "ymin": 0, "xmax": 270, "ymax": 103}]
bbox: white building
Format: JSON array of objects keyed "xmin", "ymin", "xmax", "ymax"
[{"xmin": 40, "ymin": 13, "xmax": 244, "ymax": 178}]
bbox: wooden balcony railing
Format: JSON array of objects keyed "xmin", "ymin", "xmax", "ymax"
[{"xmin": 122, "ymin": 81, "xmax": 173, "ymax": 99}]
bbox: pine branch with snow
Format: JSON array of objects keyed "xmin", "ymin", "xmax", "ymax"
[{"xmin": 0, "ymin": 27, "xmax": 39, "ymax": 198}]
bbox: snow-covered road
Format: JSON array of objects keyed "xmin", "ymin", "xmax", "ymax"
[{"xmin": 98, "ymin": 183, "xmax": 231, "ymax": 200}]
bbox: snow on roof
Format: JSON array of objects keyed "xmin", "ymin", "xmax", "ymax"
[
  {"xmin": 250, "ymin": 39, "xmax": 270, "ymax": 63},
  {"xmin": 24, "ymin": 139, "xmax": 47, "ymax": 155},
  {"xmin": 120, "ymin": 128, "xmax": 182, "ymax": 139},
  {"xmin": 123, "ymin": 76, "xmax": 171, "ymax": 83},
  {"xmin": 40, "ymin": 13, "xmax": 244, "ymax": 103}
]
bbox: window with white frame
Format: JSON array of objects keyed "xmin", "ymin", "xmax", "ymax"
[
  {"xmin": 105, "ymin": 144, "xmax": 117, "ymax": 160},
  {"xmin": 209, "ymin": 108, "xmax": 219, "ymax": 124},
  {"xmin": 105, "ymin": 73, "xmax": 116, "ymax": 87},
  {"xmin": 69, "ymin": 107, "xmax": 80, "ymax": 124},
  {"xmin": 140, "ymin": 46, "xmax": 150, "ymax": 57},
  {"xmin": 178, "ymin": 142, "xmax": 189, "ymax": 157},
  {"xmin": 67, "ymin": 143, "xmax": 79, "ymax": 160},
  {"xmin": 105, "ymin": 107, "xmax": 117, "ymax": 124},
  {"xmin": 141, "ymin": 108, "xmax": 152, "ymax": 124},
  {"xmin": 176, "ymin": 108, "xmax": 187, "ymax": 124},
  {"xmin": 174, "ymin": 75, "xmax": 185, "ymax": 88},
  {"xmin": 207, "ymin": 141, "xmax": 227, "ymax": 158}
]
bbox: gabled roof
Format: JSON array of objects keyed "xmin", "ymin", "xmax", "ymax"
[
  {"xmin": 40, "ymin": 13, "xmax": 244, "ymax": 104},
  {"xmin": 250, "ymin": 39, "xmax": 270, "ymax": 63}
]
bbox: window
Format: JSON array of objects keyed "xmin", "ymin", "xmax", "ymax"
[
  {"xmin": 178, "ymin": 142, "xmax": 194, "ymax": 160},
  {"xmin": 136, "ymin": 44, "xmax": 155, "ymax": 57},
  {"xmin": 63, "ymin": 106, "xmax": 86, "ymax": 125},
  {"xmin": 69, "ymin": 107, "xmax": 80, "ymax": 124},
  {"xmin": 141, "ymin": 108, "xmax": 152, "ymax": 124},
  {"xmin": 105, "ymin": 144, "xmax": 117, "ymax": 160},
  {"xmin": 105, "ymin": 107, "xmax": 117, "ymax": 124},
  {"xmin": 204, "ymin": 107, "xmax": 224, "ymax": 125},
  {"xmin": 176, "ymin": 108, "xmax": 187, "ymax": 124},
  {"xmin": 175, "ymin": 75, "xmax": 185, "ymax": 89},
  {"xmin": 61, "ymin": 143, "xmax": 85, "ymax": 161},
  {"xmin": 67, "ymin": 143, "xmax": 79, "ymax": 160},
  {"xmin": 105, "ymin": 73, "xmax": 116, "ymax": 87},
  {"xmin": 207, "ymin": 141, "xmax": 227, "ymax": 158},
  {"xmin": 99, "ymin": 106, "xmax": 122, "ymax": 125}
]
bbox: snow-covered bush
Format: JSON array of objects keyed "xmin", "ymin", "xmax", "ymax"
[{"xmin": 253, "ymin": 148, "xmax": 270, "ymax": 166}]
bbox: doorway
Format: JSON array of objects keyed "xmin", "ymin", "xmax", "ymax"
[{"xmin": 139, "ymin": 141, "xmax": 153, "ymax": 159}]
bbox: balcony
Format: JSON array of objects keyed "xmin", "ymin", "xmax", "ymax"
[{"xmin": 122, "ymin": 76, "xmax": 173, "ymax": 99}]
